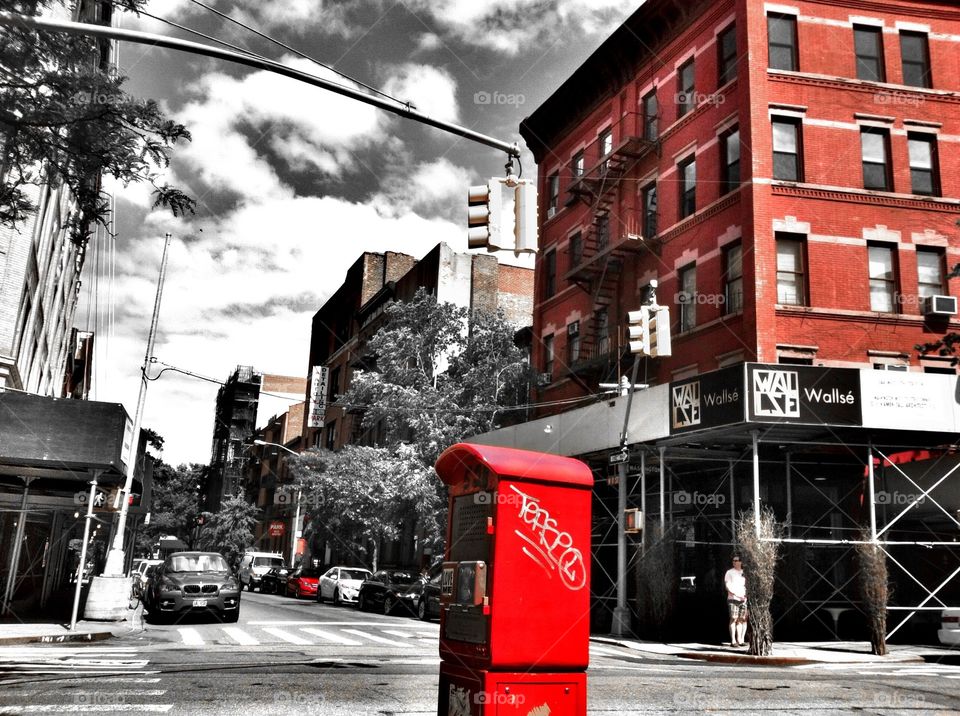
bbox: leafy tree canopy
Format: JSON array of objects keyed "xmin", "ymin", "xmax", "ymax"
[
  {"xmin": 198, "ymin": 494, "xmax": 260, "ymax": 570},
  {"xmin": 0, "ymin": 0, "xmax": 194, "ymax": 244}
]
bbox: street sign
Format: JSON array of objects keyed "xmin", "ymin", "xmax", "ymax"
[
  {"xmin": 608, "ymin": 450, "xmax": 629, "ymax": 466},
  {"xmin": 268, "ymin": 521, "xmax": 285, "ymax": 537}
]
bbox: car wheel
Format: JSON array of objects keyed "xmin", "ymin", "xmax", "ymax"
[
  {"xmin": 247, "ymin": 581, "xmax": 255, "ymax": 592},
  {"xmin": 333, "ymin": 588, "xmax": 341, "ymax": 606},
  {"xmin": 418, "ymin": 599, "xmax": 428, "ymax": 621},
  {"xmin": 358, "ymin": 592, "xmax": 367, "ymax": 612},
  {"xmin": 295, "ymin": 585, "xmax": 302, "ymax": 599},
  {"xmin": 383, "ymin": 595, "xmax": 395, "ymax": 616}
]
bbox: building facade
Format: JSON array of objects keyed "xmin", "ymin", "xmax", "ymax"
[{"xmin": 504, "ymin": 0, "xmax": 960, "ymax": 641}]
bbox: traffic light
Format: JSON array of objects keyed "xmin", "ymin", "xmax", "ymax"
[
  {"xmin": 468, "ymin": 180, "xmax": 502, "ymax": 250},
  {"xmin": 467, "ymin": 178, "xmax": 538, "ymax": 255},
  {"xmin": 626, "ymin": 306, "xmax": 672, "ymax": 357}
]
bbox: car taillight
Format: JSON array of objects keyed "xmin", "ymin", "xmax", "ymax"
[{"xmin": 944, "ymin": 615, "xmax": 960, "ymax": 624}]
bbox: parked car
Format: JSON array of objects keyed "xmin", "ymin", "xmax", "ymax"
[
  {"xmin": 132, "ymin": 558, "xmax": 163, "ymax": 589},
  {"xmin": 238, "ymin": 552, "xmax": 285, "ymax": 592},
  {"xmin": 143, "ymin": 551, "xmax": 240, "ymax": 623},
  {"xmin": 357, "ymin": 569, "xmax": 422, "ymax": 615},
  {"xmin": 412, "ymin": 573, "xmax": 442, "ymax": 621},
  {"xmin": 259, "ymin": 567, "xmax": 291, "ymax": 595},
  {"xmin": 317, "ymin": 566, "xmax": 372, "ymax": 605},
  {"xmin": 939, "ymin": 608, "xmax": 960, "ymax": 645},
  {"xmin": 285, "ymin": 567, "xmax": 321, "ymax": 598}
]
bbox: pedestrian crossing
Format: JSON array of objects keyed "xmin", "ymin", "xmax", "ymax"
[
  {"xmin": 0, "ymin": 645, "xmax": 172, "ymax": 712},
  {"xmin": 795, "ymin": 661, "xmax": 960, "ymax": 681},
  {"xmin": 167, "ymin": 621, "xmax": 440, "ymax": 648}
]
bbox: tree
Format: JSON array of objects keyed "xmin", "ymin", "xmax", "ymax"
[
  {"xmin": 290, "ymin": 445, "xmax": 441, "ymax": 572},
  {"xmin": 736, "ymin": 509, "xmax": 780, "ymax": 657},
  {"xmin": 856, "ymin": 531, "xmax": 889, "ymax": 656},
  {"xmin": 1, "ymin": 0, "xmax": 195, "ymax": 245},
  {"xmin": 198, "ymin": 495, "xmax": 260, "ymax": 570},
  {"xmin": 137, "ymin": 462, "xmax": 203, "ymax": 554}
]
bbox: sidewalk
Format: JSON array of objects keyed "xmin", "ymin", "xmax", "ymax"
[
  {"xmin": 0, "ymin": 608, "xmax": 143, "ymax": 646},
  {"xmin": 590, "ymin": 636, "xmax": 954, "ymax": 666}
]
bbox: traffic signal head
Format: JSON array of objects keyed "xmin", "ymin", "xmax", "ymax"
[
  {"xmin": 468, "ymin": 178, "xmax": 538, "ymax": 254},
  {"xmin": 626, "ymin": 310, "xmax": 647, "ymax": 355},
  {"xmin": 468, "ymin": 181, "xmax": 502, "ymax": 250},
  {"xmin": 626, "ymin": 306, "xmax": 672, "ymax": 357}
]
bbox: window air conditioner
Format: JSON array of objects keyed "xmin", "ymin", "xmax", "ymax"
[
  {"xmin": 537, "ymin": 372, "xmax": 553, "ymax": 386},
  {"xmin": 923, "ymin": 295, "xmax": 957, "ymax": 317}
]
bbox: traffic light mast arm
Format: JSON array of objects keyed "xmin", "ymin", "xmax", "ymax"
[{"xmin": 0, "ymin": 12, "xmax": 521, "ymax": 160}]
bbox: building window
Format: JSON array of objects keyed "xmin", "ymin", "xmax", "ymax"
[
  {"xmin": 677, "ymin": 59, "xmax": 695, "ymax": 117},
  {"xmin": 772, "ymin": 118, "xmax": 802, "ymax": 181},
  {"xmin": 596, "ymin": 214, "xmax": 610, "ymax": 251},
  {"xmin": 868, "ymin": 244, "xmax": 897, "ymax": 312},
  {"xmin": 721, "ymin": 127, "xmax": 741, "ymax": 194},
  {"xmin": 724, "ymin": 243, "xmax": 744, "ymax": 314},
  {"xmin": 567, "ymin": 321, "xmax": 581, "ymax": 364},
  {"xmin": 776, "ymin": 234, "xmax": 806, "ymax": 306},
  {"xmin": 679, "ymin": 156, "xmax": 696, "ymax": 219},
  {"xmin": 900, "ymin": 31, "xmax": 931, "ymax": 88},
  {"xmin": 718, "ymin": 24, "xmax": 738, "ymax": 85},
  {"xmin": 598, "ymin": 128, "xmax": 613, "ymax": 173},
  {"xmin": 543, "ymin": 250, "xmax": 556, "ymax": 299},
  {"xmin": 328, "ymin": 365, "xmax": 340, "ymax": 403},
  {"xmin": 642, "ymin": 182, "xmax": 657, "ymax": 239},
  {"xmin": 547, "ymin": 172, "xmax": 560, "ymax": 216},
  {"xmin": 908, "ymin": 133, "xmax": 939, "ymax": 196},
  {"xmin": 679, "ymin": 264, "xmax": 697, "ymax": 332},
  {"xmin": 642, "ymin": 91, "xmax": 658, "ymax": 141},
  {"xmin": 325, "ymin": 420, "xmax": 337, "ymax": 451},
  {"xmin": 595, "ymin": 308, "xmax": 609, "ymax": 356},
  {"xmin": 854, "ymin": 25, "xmax": 885, "ymax": 82},
  {"xmin": 543, "ymin": 334, "xmax": 554, "ymax": 376},
  {"xmin": 768, "ymin": 13, "xmax": 798, "ymax": 71},
  {"xmin": 569, "ymin": 232, "xmax": 583, "ymax": 267},
  {"xmin": 917, "ymin": 247, "xmax": 945, "ymax": 300},
  {"xmin": 861, "ymin": 128, "xmax": 891, "ymax": 191},
  {"xmin": 572, "ymin": 151, "xmax": 585, "ymax": 178}
]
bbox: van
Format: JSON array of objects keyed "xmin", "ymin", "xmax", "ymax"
[{"xmin": 238, "ymin": 552, "xmax": 286, "ymax": 591}]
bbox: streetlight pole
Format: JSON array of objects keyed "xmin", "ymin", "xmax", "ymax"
[{"xmin": 254, "ymin": 440, "xmax": 301, "ymax": 567}]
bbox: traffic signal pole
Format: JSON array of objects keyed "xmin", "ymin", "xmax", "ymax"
[
  {"xmin": 0, "ymin": 12, "xmax": 521, "ymax": 161},
  {"xmin": 611, "ymin": 356, "xmax": 641, "ymax": 637}
]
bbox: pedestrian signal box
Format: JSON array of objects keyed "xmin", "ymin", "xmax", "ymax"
[{"xmin": 434, "ymin": 443, "xmax": 592, "ymax": 715}]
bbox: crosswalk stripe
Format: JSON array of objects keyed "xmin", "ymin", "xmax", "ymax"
[
  {"xmin": 11, "ymin": 706, "xmax": 173, "ymax": 713},
  {"xmin": 415, "ymin": 631, "xmax": 438, "ymax": 638},
  {"xmin": 382, "ymin": 629, "xmax": 417, "ymax": 639},
  {"xmin": 177, "ymin": 628, "xmax": 204, "ymax": 647},
  {"xmin": 222, "ymin": 627, "xmax": 259, "ymax": 646},
  {"xmin": 300, "ymin": 628, "xmax": 363, "ymax": 646},
  {"xmin": 261, "ymin": 627, "xmax": 312, "ymax": 645},
  {"xmin": 340, "ymin": 629, "xmax": 415, "ymax": 648}
]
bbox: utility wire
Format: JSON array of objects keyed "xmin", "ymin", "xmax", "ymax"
[
  {"xmin": 126, "ymin": 5, "xmax": 271, "ymax": 61},
  {"xmin": 185, "ymin": 0, "xmax": 410, "ymax": 109}
]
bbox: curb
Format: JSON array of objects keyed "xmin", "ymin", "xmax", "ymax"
[
  {"xmin": 0, "ymin": 630, "xmax": 114, "ymax": 646},
  {"xmin": 677, "ymin": 651, "xmax": 816, "ymax": 666}
]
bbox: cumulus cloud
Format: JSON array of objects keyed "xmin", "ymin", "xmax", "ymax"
[
  {"xmin": 372, "ymin": 158, "xmax": 471, "ymax": 220},
  {"xmin": 405, "ymin": 0, "xmax": 637, "ymax": 54},
  {"xmin": 382, "ymin": 63, "xmax": 459, "ymax": 124}
]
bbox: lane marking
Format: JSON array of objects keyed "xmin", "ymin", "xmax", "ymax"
[
  {"xmin": 222, "ymin": 628, "xmax": 259, "ymax": 646},
  {"xmin": 10, "ymin": 706, "xmax": 173, "ymax": 713},
  {"xmin": 300, "ymin": 628, "xmax": 363, "ymax": 646},
  {"xmin": 177, "ymin": 628, "xmax": 204, "ymax": 647},
  {"xmin": 261, "ymin": 628, "xmax": 312, "ymax": 645},
  {"xmin": 382, "ymin": 630, "xmax": 417, "ymax": 639},
  {"xmin": 340, "ymin": 629, "xmax": 415, "ymax": 648},
  {"xmin": 248, "ymin": 621, "xmax": 430, "ymax": 627}
]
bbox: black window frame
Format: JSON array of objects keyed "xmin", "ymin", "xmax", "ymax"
[
  {"xmin": 718, "ymin": 23, "xmax": 738, "ymax": 86},
  {"xmin": 900, "ymin": 31, "xmax": 932, "ymax": 89},
  {"xmin": 569, "ymin": 231, "xmax": 583, "ymax": 267},
  {"xmin": 768, "ymin": 13, "xmax": 799, "ymax": 71},
  {"xmin": 572, "ymin": 151, "xmax": 585, "ymax": 178},
  {"xmin": 724, "ymin": 242, "xmax": 744, "ymax": 315},
  {"xmin": 776, "ymin": 233, "xmax": 807, "ymax": 306},
  {"xmin": 596, "ymin": 213, "xmax": 610, "ymax": 251},
  {"xmin": 642, "ymin": 90, "xmax": 659, "ymax": 141},
  {"xmin": 916, "ymin": 247, "xmax": 946, "ymax": 300},
  {"xmin": 677, "ymin": 58, "xmax": 696, "ymax": 118},
  {"xmin": 543, "ymin": 334, "xmax": 555, "ymax": 377},
  {"xmin": 547, "ymin": 172, "xmax": 560, "ymax": 214},
  {"xmin": 642, "ymin": 182, "xmax": 658, "ymax": 239},
  {"xmin": 860, "ymin": 127, "xmax": 892, "ymax": 191},
  {"xmin": 720, "ymin": 126, "xmax": 741, "ymax": 194},
  {"xmin": 678, "ymin": 263, "xmax": 697, "ymax": 332},
  {"xmin": 678, "ymin": 155, "xmax": 697, "ymax": 219},
  {"xmin": 854, "ymin": 25, "xmax": 885, "ymax": 82},
  {"xmin": 772, "ymin": 117, "xmax": 803, "ymax": 182},
  {"xmin": 566, "ymin": 321, "xmax": 580, "ymax": 364},
  {"xmin": 543, "ymin": 249, "xmax": 557, "ymax": 299},
  {"xmin": 907, "ymin": 132, "xmax": 940, "ymax": 197},
  {"xmin": 868, "ymin": 242, "xmax": 898, "ymax": 313}
]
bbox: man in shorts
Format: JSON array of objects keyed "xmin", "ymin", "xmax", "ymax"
[{"xmin": 724, "ymin": 555, "xmax": 747, "ymax": 646}]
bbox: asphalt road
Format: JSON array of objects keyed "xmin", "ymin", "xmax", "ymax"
[{"xmin": 0, "ymin": 590, "xmax": 959, "ymax": 714}]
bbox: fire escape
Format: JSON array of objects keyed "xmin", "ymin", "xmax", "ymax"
[{"xmin": 564, "ymin": 112, "xmax": 659, "ymax": 373}]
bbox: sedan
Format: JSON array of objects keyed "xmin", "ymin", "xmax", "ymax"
[
  {"xmin": 143, "ymin": 551, "xmax": 240, "ymax": 623},
  {"xmin": 259, "ymin": 567, "xmax": 290, "ymax": 595},
  {"xmin": 317, "ymin": 566, "xmax": 372, "ymax": 605},
  {"xmin": 412, "ymin": 573, "xmax": 442, "ymax": 621},
  {"xmin": 285, "ymin": 567, "xmax": 320, "ymax": 598},
  {"xmin": 939, "ymin": 608, "xmax": 960, "ymax": 645},
  {"xmin": 357, "ymin": 569, "xmax": 422, "ymax": 615}
]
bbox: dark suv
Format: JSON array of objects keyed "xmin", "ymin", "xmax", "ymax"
[
  {"xmin": 357, "ymin": 569, "xmax": 422, "ymax": 615},
  {"xmin": 144, "ymin": 551, "xmax": 241, "ymax": 623}
]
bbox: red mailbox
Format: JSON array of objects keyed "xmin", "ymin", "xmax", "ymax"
[{"xmin": 434, "ymin": 443, "xmax": 592, "ymax": 716}]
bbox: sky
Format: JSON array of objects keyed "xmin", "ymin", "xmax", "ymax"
[{"xmin": 77, "ymin": 0, "xmax": 641, "ymax": 467}]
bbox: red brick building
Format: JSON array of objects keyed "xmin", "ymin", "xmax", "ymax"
[
  {"xmin": 502, "ymin": 0, "xmax": 960, "ymax": 640},
  {"xmin": 520, "ymin": 0, "xmax": 960, "ymax": 403}
]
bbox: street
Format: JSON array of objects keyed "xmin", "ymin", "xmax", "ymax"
[{"xmin": 1, "ymin": 591, "xmax": 959, "ymax": 714}]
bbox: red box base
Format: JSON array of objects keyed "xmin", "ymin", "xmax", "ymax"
[{"xmin": 438, "ymin": 661, "xmax": 586, "ymax": 716}]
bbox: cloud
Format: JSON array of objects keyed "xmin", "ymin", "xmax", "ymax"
[
  {"xmin": 372, "ymin": 158, "xmax": 471, "ymax": 220},
  {"xmin": 382, "ymin": 63, "xmax": 459, "ymax": 124},
  {"xmin": 405, "ymin": 0, "xmax": 637, "ymax": 54}
]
